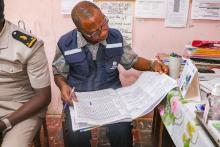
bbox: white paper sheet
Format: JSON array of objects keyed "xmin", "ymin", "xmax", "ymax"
[
  {"xmin": 117, "ymin": 72, "xmax": 177, "ymax": 118},
  {"xmin": 61, "ymin": 0, "xmax": 93, "ymax": 14},
  {"xmin": 70, "ymin": 106, "xmax": 96, "ymax": 131},
  {"xmin": 165, "ymin": 0, "xmax": 190, "ymax": 27},
  {"xmin": 135, "ymin": 0, "xmax": 167, "ymax": 18},
  {"xmin": 70, "ymin": 72, "xmax": 177, "ymax": 131},
  {"xmin": 74, "ymin": 89, "xmax": 130, "ymax": 125},
  {"xmin": 200, "ymin": 78, "xmax": 220, "ymax": 92},
  {"xmin": 192, "ymin": 0, "xmax": 220, "ymax": 20}
]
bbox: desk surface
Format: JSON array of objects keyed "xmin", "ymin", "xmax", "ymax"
[{"xmin": 152, "ymin": 90, "xmax": 216, "ymax": 147}]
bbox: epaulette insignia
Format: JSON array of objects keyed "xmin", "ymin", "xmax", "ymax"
[{"xmin": 12, "ymin": 31, "xmax": 37, "ymax": 48}]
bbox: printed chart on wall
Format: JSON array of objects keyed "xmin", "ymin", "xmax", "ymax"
[
  {"xmin": 192, "ymin": 0, "xmax": 220, "ymax": 20},
  {"xmin": 135, "ymin": 0, "xmax": 167, "ymax": 18},
  {"xmin": 165, "ymin": 0, "xmax": 190, "ymax": 27},
  {"xmin": 97, "ymin": 1, "xmax": 133, "ymax": 46},
  {"xmin": 61, "ymin": 0, "xmax": 93, "ymax": 14}
]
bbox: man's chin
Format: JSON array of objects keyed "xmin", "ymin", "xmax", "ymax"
[
  {"xmin": 93, "ymin": 38, "xmax": 105, "ymax": 44},
  {"xmin": 99, "ymin": 36, "xmax": 108, "ymax": 42},
  {"xmin": 89, "ymin": 35, "xmax": 108, "ymax": 44}
]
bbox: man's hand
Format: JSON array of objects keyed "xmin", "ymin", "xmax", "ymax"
[
  {"xmin": 54, "ymin": 75, "xmax": 78, "ymax": 105},
  {"xmin": 132, "ymin": 57, "xmax": 169, "ymax": 73},
  {"xmin": 60, "ymin": 83, "xmax": 78, "ymax": 105},
  {"xmin": 151, "ymin": 60, "xmax": 169, "ymax": 74}
]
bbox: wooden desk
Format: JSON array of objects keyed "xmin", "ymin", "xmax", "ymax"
[{"xmin": 152, "ymin": 105, "xmax": 175, "ymax": 147}]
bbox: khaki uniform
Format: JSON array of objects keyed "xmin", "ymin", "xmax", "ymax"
[{"xmin": 0, "ymin": 21, "xmax": 50, "ymax": 147}]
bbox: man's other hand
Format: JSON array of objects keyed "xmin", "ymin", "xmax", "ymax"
[{"xmin": 152, "ymin": 60, "xmax": 169, "ymax": 74}]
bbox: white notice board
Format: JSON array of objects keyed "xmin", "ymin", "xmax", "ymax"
[
  {"xmin": 97, "ymin": 1, "xmax": 133, "ymax": 46},
  {"xmin": 192, "ymin": 0, "xmax": 220, "ymax": 20}
]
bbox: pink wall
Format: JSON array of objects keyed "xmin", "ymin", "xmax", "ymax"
[{"xmin": 4, "ymin": 0, "xmax": 220, "ymax": 114}]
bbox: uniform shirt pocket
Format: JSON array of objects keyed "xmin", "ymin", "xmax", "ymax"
[
  {"xmin": 0, "ymin": 63, "xmax": 23, "ymax": 75},
  {"xmin": 65, "ymin": 52, "xmax": 90, "ymax": 77}
]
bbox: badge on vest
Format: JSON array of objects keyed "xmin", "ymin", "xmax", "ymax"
[
  {"xmin": 110, "ymin": 61, "xmax": 118, "ymax": 69},
  {"xmin": 12, "ymin": 31, "xmax": 37, "ymax": 48}
]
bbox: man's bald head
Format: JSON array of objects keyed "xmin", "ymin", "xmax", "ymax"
[
  {"xmin": 71, "ymin": 1, "xmax": 102, "ymax": 30},
  {"xmin": 0, "ymin": 0, "xmax": 4, "ymax": 23}
]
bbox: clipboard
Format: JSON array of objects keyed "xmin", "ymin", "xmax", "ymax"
[{"xmin": 178, "ymin": 59, "xmax": 200, "ymax": 99}]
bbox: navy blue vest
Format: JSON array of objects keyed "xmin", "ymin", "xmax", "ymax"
[{"xmin": 57, "ymin": 29, "xmax": 123, "ymax": 92}]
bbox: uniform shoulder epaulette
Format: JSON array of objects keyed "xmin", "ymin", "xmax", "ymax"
[{"xmin": 12, "ymin": 31, "xmax": 37, "ymax": 48}]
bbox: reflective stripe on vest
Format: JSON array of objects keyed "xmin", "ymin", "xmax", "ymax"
[
  {"xmin": 64, "ymin": 48, "xmax": 82, "ymax": 56},
  {"xmin": 106, "ymin": 43, "xmax": 122, "ymax": 49}
]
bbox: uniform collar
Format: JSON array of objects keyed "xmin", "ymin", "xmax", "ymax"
[
  {"xmin": 0, "ymin": 20, "xmax": 9, "ymax": 50},
  {"xmin": 76, "ymin": 31, "xmax": 107, "ymax": 48}
]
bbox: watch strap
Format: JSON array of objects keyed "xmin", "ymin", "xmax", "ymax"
[{"xmin": 1, "ymin": 118, "xmax": 12, "ymax": 134}]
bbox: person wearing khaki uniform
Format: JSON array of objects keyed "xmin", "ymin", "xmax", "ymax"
[{"xmin": 0, "ymin": 0, "xmax": 51, "ymax": 147}]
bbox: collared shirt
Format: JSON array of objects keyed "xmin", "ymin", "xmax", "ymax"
[
  {"xmin": 53, "ymin": 31, "xmax": 138, "ymax": 78},
  {"xmin": 0, "ymin": 21, "xmax": 50, "ymax": 117}
]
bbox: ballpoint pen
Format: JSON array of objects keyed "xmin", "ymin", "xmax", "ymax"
[
  {"xmin": 64, "ymin": 87, "xmax": 75, "ymax": 110},
  {"xmin": 63, "ymin": 102, "xmax": 69, "ymax": 110}
]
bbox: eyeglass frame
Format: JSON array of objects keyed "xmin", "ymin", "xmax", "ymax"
[{"xmin": 80, "ymin": 15, "xmax": 109, "ymax": 38}]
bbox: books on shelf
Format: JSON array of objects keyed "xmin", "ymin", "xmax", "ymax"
[
  {"xmin": 184, "ymin": 45, "xmax": 220, "ymax": 70},
  {"xmin": 189, "ymin": 47, "xmax": 220, "ymax": 59},
  {"xmin": 70, "ymin": 72, "xmax": 177, "ymax": 131},
  {"xmin": 185, "ymin": 45, "xmax": 220, "ymax": 62}
]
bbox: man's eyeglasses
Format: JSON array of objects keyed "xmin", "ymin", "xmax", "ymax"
[{"xmin": 82, "ymin": 16, "xmax": 109, "ymax": 38}]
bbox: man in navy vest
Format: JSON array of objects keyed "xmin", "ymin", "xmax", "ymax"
[{"xmin": 52, "ymin": 1, "xmax": 168, "ymax": 147}]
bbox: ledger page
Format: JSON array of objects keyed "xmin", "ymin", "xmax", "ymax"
[
  {"xmin": 117, "ymin": 72, "xmax": 177, "ymax": 118},
  {"xmin": 73, "ymin": 89, "xmax": 130, "ymax": 125}
]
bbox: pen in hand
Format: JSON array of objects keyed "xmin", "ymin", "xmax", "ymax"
[
  {"xmin": 64, "ymin": 87, "xmax": 78, "ymax": 110},
  {"xmin": 70, "ymin": 87, "xmax": 78, "ymax": 102},
  {"xmin": 63, "ymin": 102, "xmax": 69, "ymax": 110}
]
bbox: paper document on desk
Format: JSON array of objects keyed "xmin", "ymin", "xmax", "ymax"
[
  {"xmin": 200, "ymin": 78, "xmax": 220, "ymax": 92},
  {"xmin": 70, "ymin": 72, "xmax": 177, "ymax": 131},
  {"xmin": 117, "ymin": 72, "xmax": 177, "ymax": 118},
  {"xmin": 74, "ymin": 89, "xmax": 131, "ymax": 125}
]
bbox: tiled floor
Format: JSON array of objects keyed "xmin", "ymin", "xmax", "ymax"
[{"xmin": 39, "ymin": 114, "xmax": 153, "ymax": 147}]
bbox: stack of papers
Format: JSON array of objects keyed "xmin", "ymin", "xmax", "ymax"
[
  {"xmin": 184, "ymin": 45, "xmax": 220, "ymax": 65},
  {"xmin": 189, "ymin": 47, "xmax": 220, "ymax": 59},
  {"xmin": 70, "ymin": 72, "xmax": 177, "ymax": 131}
]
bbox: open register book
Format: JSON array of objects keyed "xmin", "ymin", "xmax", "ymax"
[{"xmin": 70, "ymin": 72, "xmax": 177, "ymax": 131}]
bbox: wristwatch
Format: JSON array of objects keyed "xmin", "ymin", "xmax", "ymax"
[{"xmin": 1, "ymin": 118, "xmax": 12, "ymax": 134}]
